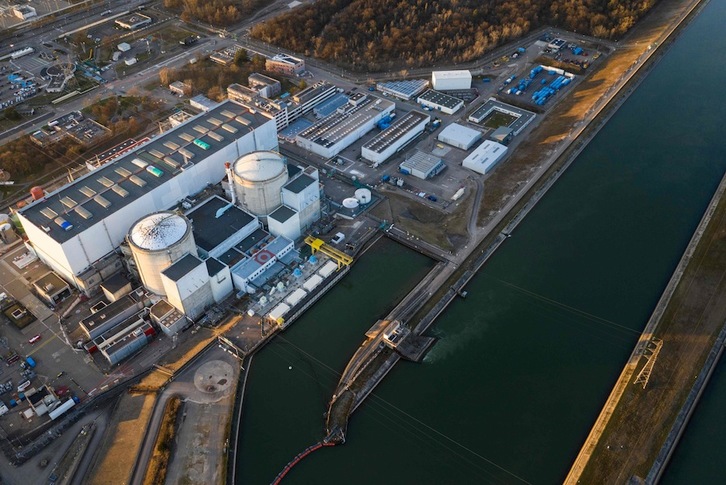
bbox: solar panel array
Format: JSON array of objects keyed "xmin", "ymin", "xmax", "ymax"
[
  {"xmin": 363, "ymin": 111, "xmax": 430, "ymax": 154},
  {"xmin": 376, "ymin": 79, "xmax": 429, "ymax": 100}
]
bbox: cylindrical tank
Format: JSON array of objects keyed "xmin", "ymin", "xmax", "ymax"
[
  {"xmin": 30, "ymin": 186, "xmax": 45, "ymax": 201},
  {"xmin": 343, "ymin": 198, "xmax": 360, "ymax": 209},
  {"xmin": 232, "ymin": 151, "xmax": 288, "ymax": 217},
  {"xmin": 127, "ymin": 211, "xmax": 196, "ymax": 295},
  {"xmin": 354, "ymin": 188, "xmax": 372, "ymax": 205}
]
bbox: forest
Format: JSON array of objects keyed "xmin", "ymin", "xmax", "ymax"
[
  {"xmin": 250, "ymin": 0, "xmax": 658, "ymax": 70},
  {"xmin": 163, "ymin": 0, "xmax": 272, "ymax": 26}
]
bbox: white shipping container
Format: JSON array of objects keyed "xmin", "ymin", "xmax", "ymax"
[
  {"xmin": 318, "ymin": 260, "xmax": 338, "ymax": 278},
  {"xmin": 285, "ymin": 288, "xmax": 307, "ymax": 307},
  {"xmin": 303, "ymin": 274, "xmax": 323, "ymax": 291},
  {"xmin": 268, "ymin": 302, "xmax": 290, "ymax": 322}
]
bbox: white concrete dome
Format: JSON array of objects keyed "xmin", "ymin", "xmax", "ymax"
[
  {"xmin": 232, "ymin": 151, "xmax": 289, "ymax": 217},
  {"xmin": 128, "ymin": 211, "xmax": 196, "ymax": 295},
  {"xmin": 130, "ymin": 212, "xmax": 190, "ymax": 250},
  {"xmin": 233, "ymin": 151, "xmax": 286, "ymax": 182}
]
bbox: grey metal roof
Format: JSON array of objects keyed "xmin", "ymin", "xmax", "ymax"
[
  {"xmin": 206, "ymin": 257, "xmax": 226, "ymax": 276},
  {"xmin": 100, "ymin": 272, "xmax": 130, "ymax": 293},
  {"xmin": 400, "ymin": 151, "xmax": 445, "ymax": 174},
  {"xmin": 162, "ymin": 254, "xmax": 202, "ymax": 282},
  {"xmin": 19, "ymin": 101, "xmax": 269, "ymax": 243},
  {"xmin": 186, "ymin": 196, "xmax": 256, "ymax": 252},
  {"xmin": 269, "ymin": 205, "xmax": 296, "ymax": 223},
  {"xmin": 417, "ymin": 89, "xmax": 463, "ymax": 109},
  {"xmin": 284, "ymin": 174, "xmax": 315, "ymax": 194},
  {"xmin": 362, "ymin": 111, "xmax": 429, "ymax": 154}
]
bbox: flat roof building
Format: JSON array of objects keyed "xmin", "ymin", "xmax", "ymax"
[
  {"xmin": 185, "ymin": 195, "xmax": 259, "ymax": 259},
  {"xmin": 266, "ymin": 54, "xmax": 305, "ymax": 76},
  {"xmin": 437, "ymin": 123, "xmax": 482, "ymax": 150},
  {"xmin": 362, "ymin": 110, "xmax": 430, "ymax": 165},
  {"xmin": 417, "ymin": 90, "xmax": 464, "ymax": 115},
  {"xmin": 249, "ymin": 73, "xmax": 281, "ymax": 98},
  {"xmin": 115, "ymin": 13, "xmax": 152, "ymax": 30},
  {"xmin": 17, "ymin": 101, "xmax": 277, "ymax": 294},
  {"xmin": 468, "ymin": 98, "xmax": 536, "ymax": 136},
  {"xmin": 399, "ymin": 151, "xmax": 446, "ymax": 180},
  {"xmin": 431, "ymin": 70, "xmax": 472, "ymax": 91},
  {"xmin": 33, "ymin": 272, "xmax": 71, "ymax": 306},
  {"xmin": 296, "ymin": 95, "xmax": 395, "ymax": 158},
  {"xmin": 376, "ymin": 80, "xmax": 429, "ymax": 101},
  {"xmin": 462, "ymin": 140, "xmax": 509, "ymax": 175}
]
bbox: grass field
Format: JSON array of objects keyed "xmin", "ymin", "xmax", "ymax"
[{"xmin": 482, "ymin": 110, "xmax": 518, "ymax": 129}]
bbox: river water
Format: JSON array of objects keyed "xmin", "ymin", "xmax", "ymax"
[{"xmin": 236, "ymin": 0, "xmax": 726, "ymax": 482}]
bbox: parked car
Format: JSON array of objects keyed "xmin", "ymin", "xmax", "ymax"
[{"xmin": 28, "ymin": 334, "xmax": 41, "ymax": 345}]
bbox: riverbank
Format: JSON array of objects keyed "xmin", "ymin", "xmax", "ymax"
[{"xmin": 325, "ymin": 0, "xmax": 710, "ymax": 447}]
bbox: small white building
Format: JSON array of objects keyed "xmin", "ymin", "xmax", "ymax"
[
  {"xmin": 12, "ymin": 5, "xmax": 36, "ymax": 20},
  {"xmin": 416, "ymin": 90, "xmax": 464, "ymax": 115},
  {"xmin": 399, "ymin": 151, "xmax": 445, "ymax": 180},
  {"xmin": 462, "ymin": 140, "xmax": 509, "ymax": 175},
  {"xmin": 437, "ymin": 123, "xmax": 482, "ymax": 150},
  {"xmin": 431, "ymin": 70, "xmax": 472, "ymax": 91},
  {"xmin": 161, "ymin": 254, "xmax": 214, "ymax": 320},
  {"xmin": 117, "ymin": 42, "xmax": 132, "ymax": 52}
]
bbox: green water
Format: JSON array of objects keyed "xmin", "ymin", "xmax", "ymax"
[
  {"xmin": 236, "ymin": 0, "xmax": 726, "ymax": 482},
  {"xmin": 661, "ymin": 355, "xmax": 726, "ymax": 484}
]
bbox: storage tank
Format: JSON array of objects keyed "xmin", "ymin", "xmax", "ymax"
[
  {"xmin": 232, "ymin": 151, "xmax": 288, "ymax": 217},
  {"xmin": 30, "ymin": 186, "xmax": 45, "ymax": 201},
  {"xmin": 354, "ymin": 188, "xmax": 371, "ymax": 205},
  {"xmin": 127, "ymin": 211, "xmax": 195, "ymax": 295},
  {"xmin": 343, "ymin": 198, "xmax": 359, "ymax": 209}
]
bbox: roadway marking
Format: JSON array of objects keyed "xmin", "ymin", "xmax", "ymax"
[{"xmin": 26, "ymin": 333, "xmax": 58, "ymax": 357}]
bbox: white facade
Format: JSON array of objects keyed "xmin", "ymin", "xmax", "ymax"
[
  {"xmin": 17, "ymin": 101, "xmax": 277, "ymax": 293},
  {"xmin": 431, "ymin": 70, "xmax": 472, "ymax": 90},
  {"xmin": 437, "ymin": 123, "xmax": 482, "ymax": 150},
  {"xmin": 208, "ymin": 260, "xmax": 233, "ymax": 303},
  {"xmin": 268, "ymin": 207, "xmax": 301, "ymax": 241},
  {"xmin": 361, "ymin": 111, "xmax": 430, "ymax": 165},
  {"xmin": 161, "ymin": 256, "xmax": 214, "ymax": 320},
  {"xmin": 462, "ymin": 140, "xmax": 509, "ymax": 175},
  {"xmin": 281, "ymin": 169, "xmax": 320, "ymax": 233},
  {"xmin": 296, "ymin": 97, "xmax": 395, "ymax": 158}
]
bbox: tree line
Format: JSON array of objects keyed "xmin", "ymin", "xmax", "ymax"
[
  {"xmin": 250, "ymin": 0, "xmax": 657, "ymax": 71},
  {"xmin": 163, "ymin": 0, "xmax": 272, "ymax": 26}
]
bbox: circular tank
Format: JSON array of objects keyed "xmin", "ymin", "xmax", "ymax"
[
  {"xmin": 354, "ymin": 188, "xmax": 372, "ymax": 205},
  {"xmin": 343, "ymin": 198, "xmax": 360, "ymax": 209},
  {"xmin": 30, "ymin": 186, "xmax": 45, "ymax": 201},
  {"xmin": 127, "ymin": 211, "xmax": 196, "ymax": 295},
  {"xmin": 232, "ymin": 151, "xmax": 288, "ymax": 217}
]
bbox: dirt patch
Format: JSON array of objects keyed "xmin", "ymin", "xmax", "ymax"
[{"xmin": 143, "ymin": 396, "xmax": 183, "ymax": 485}]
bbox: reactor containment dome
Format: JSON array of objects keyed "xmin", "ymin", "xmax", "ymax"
[
  {"xmin": 128, "ymin": 211, "xmax": 196, "ymax": 295},
  {"xmin": 232, "ymin": 151, "xmax": 288, "ymax": 217}
]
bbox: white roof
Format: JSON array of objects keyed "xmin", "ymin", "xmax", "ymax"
[
  {"xmin": 269, "ymin": 302, "xmax": 290, "ymax": 321},
  {"xmin": 130, "ymin": 212, "xmax": 189, "ymax": 250},
  {"xmin": 438, "ymin": 123, "xmax": 481, "ymax": 145},
  {"xmin": 233, "ymin": 151, "xmax": 286, "ymax": 182},
  {"xmin": 285, "ymin": 288, "xmax": 307, "ymax": 306},
  {"xmin": 462, "ymin": 141, "xmax": 508, "ymax": 174},
  {"xmin": 303, "ymin": 274, "xmax": 323, "ymax": 291},
  {"xmin": 432, "ymin": 70, "xmax": 472, "ymax": 80},
  {"xmin": 318, "ymin": 260, "xmax": 337, "ymax": 278}
]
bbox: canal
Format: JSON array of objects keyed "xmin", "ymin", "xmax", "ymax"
[{"xmin": 236, "ymin": 0, "xmax": 726, "ymax": 482}]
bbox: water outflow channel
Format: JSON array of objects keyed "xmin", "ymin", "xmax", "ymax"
[{"xmin": 236, "ymin": 1, "xmax": 726, "ymax": 482}]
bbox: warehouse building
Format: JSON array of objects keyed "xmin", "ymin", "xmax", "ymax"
[
  {"xmin": 17, "ymin": 100, "xmax": 277, "ymax": 294},
  {"xmin": 361, "ymin": 111, "xmax": 430, "ymax": 165},
  {"xmin": 417, "ymin": 90, "xmax": 464, "ymax": 115},
  {"xmin": 431, "ymin": 70, "xmax": 472, "ymax": 91},
  {"xmin": 266, "ymin": 54, "xmax": 305, "ymax": 76},
  {"xmin": 375, "ymin": 79, "xmax": 429, "ymax": 101},
  {"xmin": 437, "ymin": 123, "xmax": 482, "ymax": 150},
  {"xmin": 296, "ymin": 95, "xmax": 395, "ymax": 158},
  {"xmin": 99, "ymin": 320, "xmax": 156, "ymax": 365},
  {"xmin": 399, "ymin": 151, "xmax": 446, "ymax": 180},
  {"xmin": 115, "ymin": 13, "xmax": 152, "ymax": 30},
  {"xmin": 462, "ymin": 140, "xmax": 509, "ymax": 175},
  {"xmin": 80, "ymin": 290, "xmax": 145, "ymax": 340}
]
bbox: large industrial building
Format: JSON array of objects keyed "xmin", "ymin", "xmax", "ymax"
[
  {"xmin": 361, "ymin": 111, "xmax": 430, "ymax": 165},
  {"xmin": 437, "ymin": 123, "xmax": 482, "ymax": 150},
  {"xmin": 462, "ymin": 140, "xmax": 509, "ymax": 175},
  {"xmin": 399, "ymin": 151, "xmax": 446, "ymax": 180},
  {"xmin": 227, "ymin": 82, "xmax": 337, "ymax": 132},
  {"xmin": 431, "ymin": 70, "xmax": 472, "ymax": 91},
  {"xmin": 417, "ymin": 90, "xmax": 464, "ymax": 115},
  {"xmin": 17, "ymin": 100, "xmax": 278, "ymax": 295},
  {"xmin": 375, "ymin": 80, "xmax": 429, "ymax": 101},
  {"xmin": 296, "ymin": 94, "xmax": 395, "ymax": 158}
]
